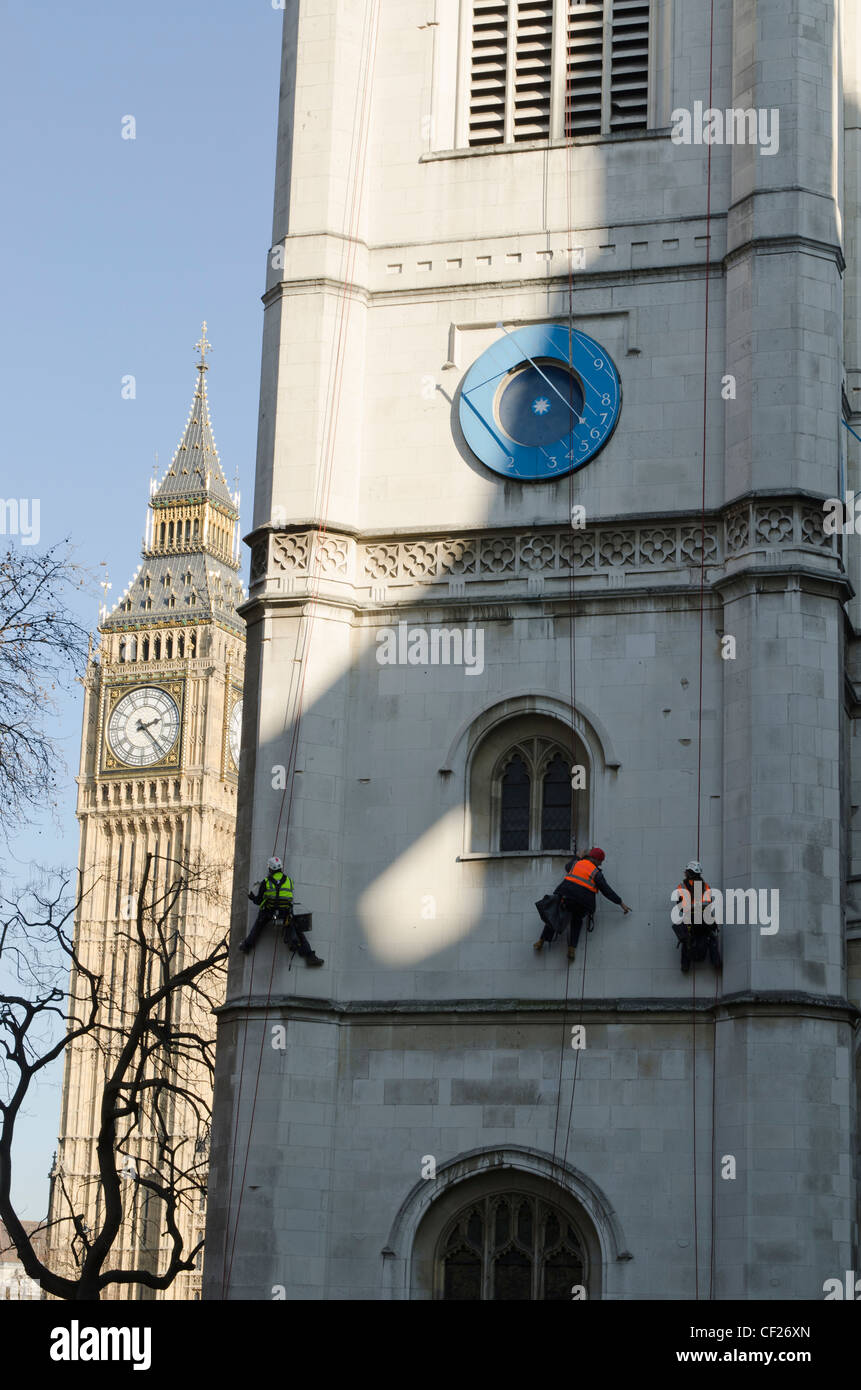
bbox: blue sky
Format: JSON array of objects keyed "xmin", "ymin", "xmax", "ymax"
[{"xmin": 2, "ymin": 0, "xmax": 282, "ymax": 1218}]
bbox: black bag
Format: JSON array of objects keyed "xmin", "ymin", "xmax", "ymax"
[
  {"xmin": 292, "ymin": 911, "xmax": 312, "ymax": 933},
  {"xmin": 535, "ymin": 893, "xmax": 567, "ymax": 940}
]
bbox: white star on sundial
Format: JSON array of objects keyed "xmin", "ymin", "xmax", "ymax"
[{"xmin": 532, "ymin": 397, "xmax": 551, "ymax": 416}]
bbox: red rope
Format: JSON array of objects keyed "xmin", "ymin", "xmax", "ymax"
[{"xmin": 551, "ymin": 14, "xmax": 589, "ymax": 1184}]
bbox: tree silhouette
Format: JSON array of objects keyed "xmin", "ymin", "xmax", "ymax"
[{"xmin": 0, "ymin": 852, "xmax": 228, "ymax": 1300}]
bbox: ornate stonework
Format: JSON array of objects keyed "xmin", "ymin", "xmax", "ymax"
[{"xmin": 248, "ymin": 497, "xmax": 838, "ymax": 598}]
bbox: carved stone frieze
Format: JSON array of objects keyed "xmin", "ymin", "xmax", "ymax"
[{"xmin": 249, "ymin": 498, "xmax": 839, "ymax": 592}]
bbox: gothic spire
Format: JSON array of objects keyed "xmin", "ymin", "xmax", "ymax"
[
  {"xmin": 100, "ymin": 324, "xmax": 245, "ymax": 634},
  {"xmin": 152, "ymin": 322, "xmax": 236, "ymax": 513}
]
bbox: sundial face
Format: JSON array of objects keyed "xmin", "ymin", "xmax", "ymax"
[{"xmin": 458, "ymin": 324, "xmax": 621, "ymax": 481}]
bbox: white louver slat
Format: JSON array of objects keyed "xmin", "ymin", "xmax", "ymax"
[
  {"xmin": 513, "ymin": 1, "xmax": 554, "ymax": 142},
  {"xmin": 609, "ymin": 0, "xmax": 650, "ymax": 131},
  {"xmin": 466, "ymin": 0, "xmax": 649, "ymax": 149},
  {"xmin": 469, "ymin": 0, "xmax": 509, "ymax": 146},
  {"xmin": 565, "ymin": 0, "xmax": 604, "ymax": 137}
]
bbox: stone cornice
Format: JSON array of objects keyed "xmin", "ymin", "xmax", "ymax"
[
  {"xmin": 216, "ymin": 990, "xmax": 859, "ymax": 1027},
  {"xmin": 724, "ymin": 232, "xmax": 845, "ymax": 274}
]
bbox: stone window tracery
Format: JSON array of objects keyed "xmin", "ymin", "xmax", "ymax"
[
  {"xmin": 495, "ymin": 737, "xmax": 574, "ymax": 852},
  {"xmin": 468, "ymin": 713, "xmax": 588, "ymax": 854},
  {"xmin": 438, "ymin": 1192, "xmax": 585, "ymax": 1300}
]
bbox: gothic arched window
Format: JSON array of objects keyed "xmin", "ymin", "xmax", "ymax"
[
  {"xmin": 468, "ymin": 714, "xmax": 587, "ymax": 855},
  {"xmin": 177, "ymin": 633, "xmax": 185, "ymax": 658},
  {"xmin": 493, "ymin": 738, "xmax": 573, "ymax": 854},
  {"xmin": 438, "ymin": 1192, "xmax": 585, "ymax": 1301}
]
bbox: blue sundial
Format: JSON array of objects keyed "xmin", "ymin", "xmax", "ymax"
[{"xmin": 458, "ymin": 323, "xmax": 621, "ymax": 481}]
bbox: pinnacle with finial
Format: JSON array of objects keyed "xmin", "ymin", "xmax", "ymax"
[{"xmin": 195, "ymin": 321, "xmax": 212, "ymax": 370}]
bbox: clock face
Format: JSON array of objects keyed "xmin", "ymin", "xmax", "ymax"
[
  {"xmin": 228, "ymin": 697, "xmax": 243, "ymax": 769},
  {"xmin": 107, "ymin": 686, "xmax": 180, "ymax": 767},
  {"xmin": 458, "ymin": 324, "xmax": 621, "ymax": 481}
]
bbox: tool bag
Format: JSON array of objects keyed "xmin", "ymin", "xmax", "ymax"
[{"xmin": 535, "ymin": 893, "xmax": 567, "ymax": 940}]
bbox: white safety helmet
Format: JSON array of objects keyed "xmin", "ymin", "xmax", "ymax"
[
  {"xmin": 268, "ymin": 856, "xmax": 283, "ymax": 873},
  {"xmin": 685, "ymin": 860, "xmax": 703, "ymax": 876}
]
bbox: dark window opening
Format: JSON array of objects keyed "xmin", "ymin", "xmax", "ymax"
[
  {"xmin": 541, "ymin": 752, "xmax": 571, "ymax": 850},
  {"xmin": 440, "ymin": 1193, "xmax": 585, "ymax": 1301},
  {"xmin": 500, "ymin": 754, "xmax": 530, "ymax": 850}
]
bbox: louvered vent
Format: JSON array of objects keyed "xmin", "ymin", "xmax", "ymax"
[
  {"xmin": 513, "ymin": 1, "xmax": 553, "ymax": 142},
  {"xmin": 566, "ymin": 1, "xmax": 604, "ymax": 136},
  {"xmin": 469, "ymin": 1, "xmax": 509, "ymax": 146},
  {"xmin": 609, "ymin": 0, "xmax": 649, "ymax": 130}
]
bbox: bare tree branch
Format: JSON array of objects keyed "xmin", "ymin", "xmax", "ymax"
[
  {"xmin": 0, "ymin": 542, "xmax": 92, "ymax": 839},
  {"xmin": 0, "ymin": 855, "xmax": 228, "ymax": 1299}
]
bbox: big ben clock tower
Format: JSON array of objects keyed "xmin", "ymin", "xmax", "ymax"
[{"xmin": 46, "ymin": 327, "xmax": 245, "ymax": 1301}]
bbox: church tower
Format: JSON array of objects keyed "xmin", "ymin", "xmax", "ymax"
[
  {"xmin": 47, "ymin": 329, "xmax": 245, "ymax": 1300},
  {"xmin": 207, "ymin": 1, "xmax": 860, "ymax": 1301}
]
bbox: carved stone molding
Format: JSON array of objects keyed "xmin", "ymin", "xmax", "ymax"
[
  {"xmin": 272, "ymin": 534, "xmax": 309, "ymax": 572},
  {"xmin": 248, "ymin": 498, "xmax": 839, "ymax": 592}
]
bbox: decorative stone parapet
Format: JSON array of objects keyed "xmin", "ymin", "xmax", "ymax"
[{"xmin": 247, "ymin": 496, "xmax": 839, "ymax": 598}]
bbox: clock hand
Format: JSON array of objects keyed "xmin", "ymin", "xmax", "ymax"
[
  {"xmin": 494, "ymin": 322, "xmax": 584, "ymax": 424},
  {"xmin": 460, "ymin": 391, "xmax": 521, "ymax": 466}
]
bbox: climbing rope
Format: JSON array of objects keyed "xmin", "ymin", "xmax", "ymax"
[
  {"xmin": 692, "ymin": 0, "xmax": 717, "ymax": 1302},
  {"xmin": 221, "ymin": 0, "xmax": 381, "ymax": 1298},
  {"xmin": 549, "ymin": 22, "xmax": 590, "ymax": 1185}
]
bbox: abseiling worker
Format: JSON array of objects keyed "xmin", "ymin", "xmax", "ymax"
[
  {"xmin": 240, "ymin": 856, "xmax": 323, "ymax": 967},
  {"xmin": 671, "ymin": 860, "xmax": 720, "ymax": 973},
  {"xmin": 534, "ymin": 847, "xmax": 632, "ymax": 961}
]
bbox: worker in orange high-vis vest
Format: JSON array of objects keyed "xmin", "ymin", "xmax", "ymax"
[
  {"xmin": 534, "ymin": 847, "xmax": 631, "ymax": 961},
  {"xmin": 671, "ymin": 861, "xmax": 720, "ymax": 973}
]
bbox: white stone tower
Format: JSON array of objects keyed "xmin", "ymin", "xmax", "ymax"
[{"xmin": 206, "ymin": 1, "xmax": 860, "ymax": 1300}]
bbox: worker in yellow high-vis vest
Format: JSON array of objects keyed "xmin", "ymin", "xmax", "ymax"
[
  {"xmin": 239, "ymin": 856, "xmax": 323, "ymax": 966},
  {"xmin": 534, "ymin": 848, "xmax": 631, "ymax": 961}
]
